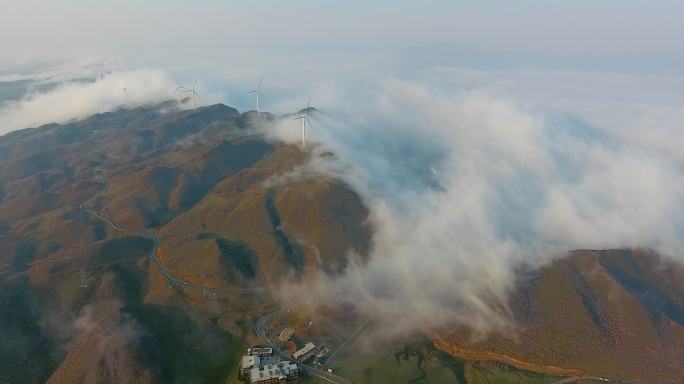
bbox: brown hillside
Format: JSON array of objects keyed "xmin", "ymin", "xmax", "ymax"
[
  {"xmin": 0, "ymin": 103, "xmax": 372, "ymax": 383},
  {"xmin": 46, "ymin": 300, "xmax": 161, "ymax": 384},
  {"xmin": 432, "ymin": 249, "xmax": 684, "ymax": 381},
  {"xmin": 158, "ymin": 144, "xmax": 372, "ymax": 289}
]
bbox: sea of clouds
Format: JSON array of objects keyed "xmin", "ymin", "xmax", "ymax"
[{"xmin": 2, "ymin": 61, "xmax": 683, "ymax": 337}]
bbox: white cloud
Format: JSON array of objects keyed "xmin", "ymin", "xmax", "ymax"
[
  {"xmin": 266, "ymin": 76, "xmax": 684, "ymax": 336},
  {"xmin": 3, "ymin": 59, "xmax": 684, "ymax": 339},
  {"xmin": 0, "ymin": 69, "xmax": 221, "ymax": 134}
]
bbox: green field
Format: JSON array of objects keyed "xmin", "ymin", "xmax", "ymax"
[{"xmin": 326, "ymin": 340, "xmax": 563, "ymax": 384}]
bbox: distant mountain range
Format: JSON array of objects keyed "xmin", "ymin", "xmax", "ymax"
[{"xmin": 0, "ymin": 103, "xmax": 682, "ymax": 383}]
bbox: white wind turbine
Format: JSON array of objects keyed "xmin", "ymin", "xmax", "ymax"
[
  {"xmin": 249, "ymin": 77, "xmax": 263, "ymax": 115},
  {"xmin": 121, "ymin": 87, "xmax": 127, "ymax": 98},
  {"xmin": 294, "ymin": 99, "xmax": 313, "ymax": 147},
  {"xmin": 184, "ymin": 80, "xmax": 199, "ymax": 109},
  {"xmin": 173, "ymin": 78, "xmax": 188, "ymax": 104}
]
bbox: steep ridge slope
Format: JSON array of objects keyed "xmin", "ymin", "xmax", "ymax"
[
  {"xmin": 158, "ymin": 144, "xmax": 372, "ymax": 289},
  {"xmin": 0, "ymin": 103, "xmax": 372, "ymax": 383}
]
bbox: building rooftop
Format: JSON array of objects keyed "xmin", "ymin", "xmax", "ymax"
[
  {"xmin": 241, "ymin": 355, "xmax": 259, "ymax": 371},
  {"xmin": 249, "ymin": 361, "xmax": 298, "ymax": 383},
  {"xmin": 251, "ymin": 347, "xmax": 273, "ymax": 356},
  {"xmin": 293, "ymin": 342, "xmax": 316, "ymax": 360}
]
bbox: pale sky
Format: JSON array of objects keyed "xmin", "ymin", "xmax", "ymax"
[{"xmin": 1, "ymin": 0, "xmax": 683, "ymax": 73}]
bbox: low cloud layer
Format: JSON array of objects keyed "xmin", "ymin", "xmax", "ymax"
[
  {"xmin": 2, "ymin": 62, "xmax": 683, "ymax": 338},
  {"xmin": 0, "ymin": 68, "xmax": 216, "ymax": 135},
  {"xmin": 266, "ymin": 77, "xmax": 684, "ymax": 336}
]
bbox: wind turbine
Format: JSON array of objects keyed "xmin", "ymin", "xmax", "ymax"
[
  {"xmin": 249, "ymin": 77, "xmax": 263, "ymax": 115},
  {"xmin": 121, "ymin": 87, "xmax": 127, "ymax": 97},
  {"xmin": 294, "ymin": 99, "xmax": 312, "ymax": 147},
  {"xmin": 184, "ymin": 80, "xmax": 199, "ymax": 109},
  {"xmin": 173, "ymin": 78, "xmax": 187, "ymax": 104}
]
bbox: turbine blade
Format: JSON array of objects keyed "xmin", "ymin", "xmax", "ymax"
[{"xmin": 258, "ymin": 77, "xmax": 262, "ymax": 90}]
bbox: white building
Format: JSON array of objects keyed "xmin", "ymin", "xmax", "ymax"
[
  {"xmin": 241, "ymin": 355, "xmax": 260, "ymax": 376},
  {"xmin": 249, "ymin": 361, "xmax": 298, "ymax": 383},
  {"xmin": 292, "ymin": 342, "xmax": 316, "ymax": 360}
]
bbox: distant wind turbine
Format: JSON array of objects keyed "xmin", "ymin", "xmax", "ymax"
[
  {"xmin": 173, "ymin": 78, "xmax": 188, "ymax": 104},
  {"xmin": 249, "ymin": 77, "xmax": 263, "ymax": 115},
  {"xmin": 294, "ymin": 99, "xmax": 313, "ymax": 147},
  {"xmin": 184, "ymin": 80, "xmax": 199, "ymax": 109},
  {"xmin": 121, "ymin": 87, "xmax": 127, "ymax": 97}
]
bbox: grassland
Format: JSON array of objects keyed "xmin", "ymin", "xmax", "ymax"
[{"xmin": 326, "ymin": 339, "xmax": 563, "ymax": 384}]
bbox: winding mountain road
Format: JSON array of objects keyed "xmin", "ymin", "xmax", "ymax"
[
  {"xmin": 27, "ymin": 172, "xmax": 662, "ymax": 384},
  {"xmin": 79, "ymin": 171, "xmax": 260, "ymax": 296}
]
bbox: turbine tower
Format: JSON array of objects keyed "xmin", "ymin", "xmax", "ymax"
[
  {"xmin": 173, "ymin": 78, "xmax": 187, "ymax": 104},
  {"xmin": 294, "ymin": 99, "xmax": 312, "ymax": 147},
  {"xmin": 249, "ymin": 77, "xmax": 263, "ymax": 115},
  {"xmin": 184, "ymin": 80, "xmax": 199, "ymax": 109}
]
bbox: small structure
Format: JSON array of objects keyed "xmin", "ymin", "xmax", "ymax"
[
  {"xmin": 315, "ymin": 347, "xmax": 329, "ymax": 358},
  {"xmin": 292, "ymin": 342, "xmax": 316, "ymax": 361},
  {"xmin": 79, "ymin": 268, "xmax": 89, "ymax": 288},
  {"xmin": 251, "ymin": 347, "xmax": 273, "ymax": 357}
]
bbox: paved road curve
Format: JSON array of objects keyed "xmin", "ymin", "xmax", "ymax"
[{"xmin": 79, "ymin": 172, "xmax": 260, "ymax": 296}]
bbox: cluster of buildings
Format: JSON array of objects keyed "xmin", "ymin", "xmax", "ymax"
[
  {"xmin": 238, "ymin": 320, "xmax": 334, "ymax": 383},
  {"xmin": 238, "ymin": 347, "xmax": 299, "ymax": 384}
]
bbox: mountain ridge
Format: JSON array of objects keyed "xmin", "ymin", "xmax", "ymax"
[{"xmin": 1, "ymin": 103, "xmax": 683, "ymax": 383}]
